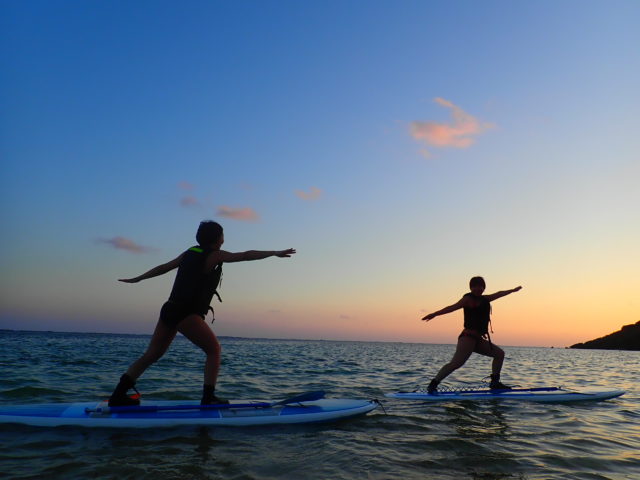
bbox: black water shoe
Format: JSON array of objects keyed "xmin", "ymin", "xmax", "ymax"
[
  {"xmin": 108, "ymin": 374, "xmax": 141, "ymax": 407},
  {"xmin": 201, "ymin": 384, "xmax": 230, "ymax": 405},
  {"xmin": 201, "ymin": 394, "xmax": 229, "ymax": 405},
  {"xmin": 427, "ymin": 379, "xmax": 439, "ymax": 394},
  {"xmin": 108, "ymin": 394, "xmax": 141, "ymax": 407},
  {"xmin": 489, "ymin": 376, "xmax": 512, "ymax": 390}
]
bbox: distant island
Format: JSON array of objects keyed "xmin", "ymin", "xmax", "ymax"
[{"xmin": 570, "ymin": 320, "xmax": 640, "ymax": 351}]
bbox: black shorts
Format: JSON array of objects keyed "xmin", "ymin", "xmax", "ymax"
[
  {"xmin": 458, "ymin": 329, "xmax": 484, "ymax": 341},
  {"xmin": 159, "ymin": 301, "xmax": 205, "ymax": 329}
]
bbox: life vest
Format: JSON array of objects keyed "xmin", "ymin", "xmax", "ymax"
[
  {"xmin": 168, "ymin": 246, "xmax": 222, "ymax": 317},
  {"xmin": 462, "ymin": 292, "xmax": 492, "ymax": 335}
]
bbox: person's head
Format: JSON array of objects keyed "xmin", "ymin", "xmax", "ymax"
[
  {"xmin": 196, "ymin": 221, "xmax": 224, "ymax": 248},
  {"xmin": 469, "ymin": 276, "xmax": 486, "ymax": 295}
]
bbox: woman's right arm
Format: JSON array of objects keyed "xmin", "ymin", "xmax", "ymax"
[
  {"xmin": 421, "ymin": 298, "xmax": 467, "ymax": 322},
  {"xmin": 118, "ymin": 254, "xmax": 184, "ymax": 283}
]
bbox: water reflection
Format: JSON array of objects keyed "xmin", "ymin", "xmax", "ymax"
[{"xmin": 444, "ymin": 401, "xmax": 510, "ymax": 440}]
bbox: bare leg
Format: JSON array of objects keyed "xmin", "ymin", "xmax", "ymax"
[
  {"xmin": 177, "ymin": 315, "xmax": 221, "ymax": 387},
  {"xmin": 474, "ymin": 339, "xmax": 506, "ymax": 378},
  {"xmin": 126, "ymin": 320, "xmax": 178, "ymax": 380},
  {"xmin": 109, "ymin": 320, "xmax": 177, "ymax": 406},
  {"xmin": 433, "ymin": 335, "xmax": 477, "ymax": 383}
]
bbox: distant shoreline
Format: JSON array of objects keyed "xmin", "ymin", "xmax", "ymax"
[{"xmin": 570, "ymin": 321, "xmax": 640, "ymax": 351}]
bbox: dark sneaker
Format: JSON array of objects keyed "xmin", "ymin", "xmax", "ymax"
[{"xmin": 427, "ymin": 379, "xmax": 439, "ymax": 394}]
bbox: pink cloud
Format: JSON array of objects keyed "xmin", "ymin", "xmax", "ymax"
[
  {"xmin": 295, "ymin": 186, "xmax": 323, "ymax": 201},
  {"xmin": 177, "ymin": 182, "xmax": 202, "ymax": 208},
  {"xmin": 97, "ymin": 236, "xmax": 154, "ymax": 254},
  {"xmin": 216, "ymin": 205, "xmax": 259, "ymax": 222},
  {"xmin": 410, "ymin": 98, "xmax": 493, "ymax": 154},
  {"xmin": 180, "ymin": 195, "xmax": 199, "ymax": 207}
]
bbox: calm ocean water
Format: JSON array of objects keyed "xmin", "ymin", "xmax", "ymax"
[{"xmin": 0, "ymin": 330, "xmax": 638, "ymax": 480}]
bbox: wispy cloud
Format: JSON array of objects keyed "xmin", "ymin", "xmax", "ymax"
[
  {"xmin": 295, "ymin": 186, "xmax": 323, "ymax": 201},
  {"xmin": 180, "ymin": 195, "xmax": 199, "ymax": 207},
  {"xmin": 217, "ymin": 205, "xmax": 259, "ymax": 222},
  {"xmin": 97, "ymin": 236, "xmax": 154, "ymax": 254},
  {"xmin": 410, "ymin": 98, "xmax": 493, "ymax": 156},
  {"xmin": 177, "ymin": 182, "xmax": 202, "ymax": 208},
  {"xmin": 339, "ymin": 314, "xmax": 354, "ymax": 320}
]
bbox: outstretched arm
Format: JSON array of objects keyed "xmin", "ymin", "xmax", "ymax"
[
  {"xmin": 421, "ymin": 297, "xmax": 467, "ymax": 322},
  {"xmin": 118, "ymin": 255, "xmax": 184, "ymax": 283},
  {"xmin": 206, "ymin": 248, "xmax": 296, "ymax": 270},
  {"xmin": 485, "ymin": 286, "xmax": 522, "ymax": 302}
]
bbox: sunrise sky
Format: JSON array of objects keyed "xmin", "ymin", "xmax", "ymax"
[{"xmin": 1, "ymin": 1, "xmax": 639, "ymax": 347}]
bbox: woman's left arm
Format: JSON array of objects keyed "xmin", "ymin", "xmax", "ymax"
[{"xmin": 485, "ymin": 286, "xmax": 522, "ymax": 302}]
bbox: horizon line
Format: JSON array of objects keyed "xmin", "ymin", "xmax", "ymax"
[{"xmin": 0, "ymin": 328, "xmax": 568, "ymax": 349}]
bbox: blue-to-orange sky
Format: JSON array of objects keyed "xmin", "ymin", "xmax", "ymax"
[{"xmin": 1, "ymin": 1, "xmax": 638, "ymax": 347}]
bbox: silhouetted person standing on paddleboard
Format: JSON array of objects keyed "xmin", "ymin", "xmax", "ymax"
[
  {"xmin": 108, "ymin": 220, "xmax": 296, "ymax": 407},
  {"xmin": 421, "ymin": 277, "xmax": 522, "ymax": 393}
]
